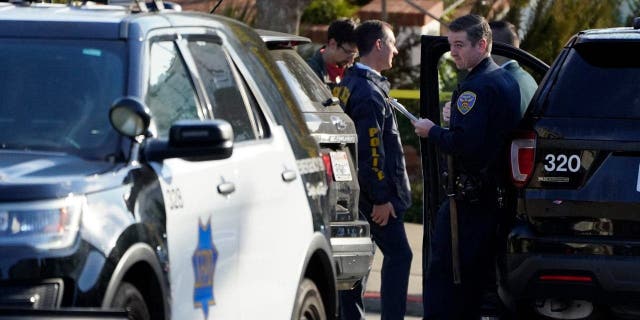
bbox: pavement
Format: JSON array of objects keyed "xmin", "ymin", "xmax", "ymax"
[
  {"xmin": 362, "ymin": 223, "xmax": 502, "ymax": 320},
  {"xmin": 364, "ymin": 222, "xmax": 424, "ymax": 319}
]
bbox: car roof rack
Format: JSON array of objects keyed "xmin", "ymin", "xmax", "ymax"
[
  {"xmin": 1, "ymin": 0, "xmax": 180, "ymax": 12},
  {"xmin": 107, "ymin": 0, "xmax": 180, "ymax": 12}
]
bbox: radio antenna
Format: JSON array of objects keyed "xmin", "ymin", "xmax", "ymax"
[{"xmin": 210, "ymin": 0, "xmax": 222, "ymax": 14}]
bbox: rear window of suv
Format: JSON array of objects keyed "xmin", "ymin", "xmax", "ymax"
[
  {"xmin": 543, "ymin": 41, "xmax": 640, "ymax": 119},
  {"xmin": 270, "ymin": 49, "xmax": 343, "ymax": 113}
]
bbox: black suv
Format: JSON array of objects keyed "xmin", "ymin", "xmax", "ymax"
[
  {"xmin": 421, "ymin": 20, "xmax": 640, "ymax": 320},
  {"xmin": 257, "ymin": 30, "xmax": 374, "ymax": 291},
  {"xmin": 0, "ymin": 1, "xmax": 337, "ymax": 319}
]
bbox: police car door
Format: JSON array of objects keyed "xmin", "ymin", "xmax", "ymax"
[
  {"xmin": 419, "ymin": 35, "xmax": 549, "ymax": 262},
  {"xmin": 160, "ymin": 33, "xmax": 314, "ymax": 319},
  {"xmin": 144, "ymin": 35, "xmax": 245, "ymax": 319}
]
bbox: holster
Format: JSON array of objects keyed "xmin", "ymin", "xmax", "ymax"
[{"xmin": 454, "ymin": 173, "xmax": 483, "ymax": 203}]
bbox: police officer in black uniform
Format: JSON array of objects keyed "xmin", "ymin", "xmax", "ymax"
[
  {"xmin": 413, "ymin": 14, "xmax": 520, "ymax": 319},
  {"xmin": 335, "ymin": 20, "xmax": 413, "ymax": 320}
]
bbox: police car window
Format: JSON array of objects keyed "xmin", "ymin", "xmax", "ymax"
[
  {"xmin": 545, "ymin": 42, "xmax": 640, "ymax": 118},
  {"xmin": 0, "ymin": 38, "xmax": 123, "ymax": 159},
  {"xmin": 146, "ymin": 41, "xmax": 200, "ymax": 139},
  {"xmin": 187, "ymin": 40, "xmax": 257, "ymax": 142}
]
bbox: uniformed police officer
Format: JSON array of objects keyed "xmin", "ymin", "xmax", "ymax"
[
  {"xmin": 335, "ymin": 20, "xmax": 413, "ymax": 320},
  {"xmin": 413, "ymin": 14, "xmax": 520, "ymax": 319}
]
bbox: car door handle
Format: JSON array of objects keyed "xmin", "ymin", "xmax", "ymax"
[
  {"xmin": 217, "ymin": 182, "xmax": 236, "ymax": 195},
  {"xmin": 281, "ymin": 169, "xmax": 297, "ymax": 182}
]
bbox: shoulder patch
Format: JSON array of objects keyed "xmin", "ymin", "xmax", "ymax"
[{"xmin": 456, "ymin": 91, "xmax": 477, "ymax": 115}]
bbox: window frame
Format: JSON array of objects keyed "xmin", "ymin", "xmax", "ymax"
[{"xmin": 177, "ymin": 31, "xmax": 270, "ymax": 142}]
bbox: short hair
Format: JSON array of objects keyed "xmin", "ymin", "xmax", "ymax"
[
  {"xmin": 449, "ymin": 14, "xmax": 492, "ymax": 52},
  {"xmin": 354, "ymin": 19, "xmax": 392, "ymax": 57},
  {"xmin": 489, "ymin": 20, "xmax": 520, "ymax": 47},
  {"xmin": 327, "ymin": 18, "xmax": 357, "ymax": 45}
]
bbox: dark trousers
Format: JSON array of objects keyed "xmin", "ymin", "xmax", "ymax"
[
  {"xmin": 423, "ymin": 198, "xmax": 498, "ymax": 320},
  {"xmin": 340, "ymin": 211, "xmax": 413, "ymax": 320}
]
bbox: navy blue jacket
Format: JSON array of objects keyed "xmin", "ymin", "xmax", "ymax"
[
  {"xmin": 335, "ymin": 64, "xmax": 412, "ymax": 214},
  {"xmin": 429, "ymin": 57, "xmax": 520, "ymax": 178}
]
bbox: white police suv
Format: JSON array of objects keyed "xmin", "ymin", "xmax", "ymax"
[{"xmin": 0, "ymin": 1, "xmax": 337, "ymax": 319}]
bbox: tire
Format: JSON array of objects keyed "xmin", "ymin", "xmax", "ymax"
[
  {"xmin": 111, "ymin": 282, "xmax": 151, "ymax": 320},
  {"xmin": 518, "ymin": 299, "xmax": 609, "ymax": 320},
  {"xmin": 292, "ymin": 278, "xmax": 327, "ymax": 320}
]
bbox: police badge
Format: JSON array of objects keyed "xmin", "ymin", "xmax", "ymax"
[{"xmin": 457, "ymin": 91, "xmax": 477, "ymax": 115}]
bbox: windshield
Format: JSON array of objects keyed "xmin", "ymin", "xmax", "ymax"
[
  {"xmin": 544, "ymin": 41, "xmax": 640, "ymax": 119},
  {"xmin": 271, "ymin": 49, "xmax": 340, "ymax": 113},
  {"xmin": 0, "ymin": 39, "xmax": 126, "ymax": 160}
]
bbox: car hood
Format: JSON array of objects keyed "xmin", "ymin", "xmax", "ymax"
[{"xmin": 0, "ymin": 151, "xmax": 126, "ymax": 201}]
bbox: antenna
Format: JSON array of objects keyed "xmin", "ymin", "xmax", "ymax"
[{"xmin": 209, "ymin": 0, "xmax": 222, "ymax": 14}]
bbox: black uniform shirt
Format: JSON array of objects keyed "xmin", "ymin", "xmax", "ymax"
[{"xmin": 429, "ymin": 57, "xmax": 520, "ymax": 176}]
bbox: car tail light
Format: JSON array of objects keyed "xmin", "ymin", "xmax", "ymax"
[
  {"xmin": 321, "ymin": 152, "xmax": 334, "ymax": 183},
  {"xmin": 510, "ymin": 131, "xmax": 537, "ymax": 188}
]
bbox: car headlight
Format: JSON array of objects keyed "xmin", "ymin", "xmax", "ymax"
[{"xmin": 0, "ymin": 195, "xmax": 83, "ymax": 250}]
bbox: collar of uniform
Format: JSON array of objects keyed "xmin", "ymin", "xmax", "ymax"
[
  {"xmin": 355, "ymin": 62, "xmax": 381, "ymax": 76},
  {"xmin": 501, "ymin": 59, "xmax": 519, "ymax": 70},
  {"xmin": 348, "ymin": 63, "xmax": 390, "ymax": 95},
  {"xmin": 354, "ymin": 62, "xmax": 388, "ymax": 83},
  {"xmin": 466, "ymin": 57, "xmax": 494, "ymax": 79}
]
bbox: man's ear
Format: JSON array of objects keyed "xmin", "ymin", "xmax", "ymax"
[
  {"xmin": 375, "ymin": 38, "xmax": 383, "ymax": 51},
  {"xmin": 478, "ymin": 38, "xmax": 488, "ymax": 52}
]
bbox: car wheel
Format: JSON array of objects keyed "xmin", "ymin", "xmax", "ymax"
[
  {"xmin": 519, "ymin": 299, "xmax": 608, "ymax": 320},
  {"xmin": 292, "ymin": 278, "xmax": 326, "ymax": 320},
  {"xmin": 111, "ymin": 282, "xmax": 150, "ymax": 320}
]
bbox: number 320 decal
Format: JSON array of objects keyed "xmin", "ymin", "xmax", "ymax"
[{"xmin": 543, "ymin": 154, "xmax": 581, "ymax": 172}]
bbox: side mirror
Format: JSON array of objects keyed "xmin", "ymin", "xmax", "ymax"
[
  {"xmin": 144, "ymin": 119, "xmax": 234, "ymax": 162},
  {"xmin": 109, "ymin": 97, "xmax": 151, "ymax": 137}
]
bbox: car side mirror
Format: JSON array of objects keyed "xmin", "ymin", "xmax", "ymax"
[
  {"xmin": 144, "ymin": 119, "xmax": 234, "ymax": 162},
  {"xmin": 109, "ymin": 97, "xmax": 151, "ymax": 137}
]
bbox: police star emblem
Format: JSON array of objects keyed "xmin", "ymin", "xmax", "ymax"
[
  {"xmin": 192, "ymin": 217, "xmax": 218, "ymax": 319},
  {"xmin": 457, "ymin": 91, "xmax": 477, "ymax": 115}
]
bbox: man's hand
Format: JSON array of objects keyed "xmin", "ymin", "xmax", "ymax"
[
  {"xmin": 443, "ymin": 101, "xmax": 451, "ymax": 122},
  {"xmin": 412, "ymin": 118, "xmax": 435, "ymax": 138},
  {"xmin": 371, "ymin": 202, "xmax": 396, "ymax": 226}
]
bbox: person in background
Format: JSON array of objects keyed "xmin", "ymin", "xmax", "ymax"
[
  {"xmin": 489, "ymin": 20, "xmax": 538, "ymax": 116},
  {"xmin": 334, "ymin": 20, "xmax": 413, "ymax": 320},
  {"xmin": 306, "ymin": 18, "xmax": 358, "ymax": 90},
  {"xmin": 413, "ymin": 14, "xmax": 520, "ymax": 319}
]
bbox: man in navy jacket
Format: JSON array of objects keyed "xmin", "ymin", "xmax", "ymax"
[{"xmin": 335, "ymin": 20, "xmax": 412, "ymax": 320}]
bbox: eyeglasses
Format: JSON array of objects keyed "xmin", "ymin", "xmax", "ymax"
[{"xmin": 339, "ymin": 44, "xmax": 358, "ymax": 57}]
